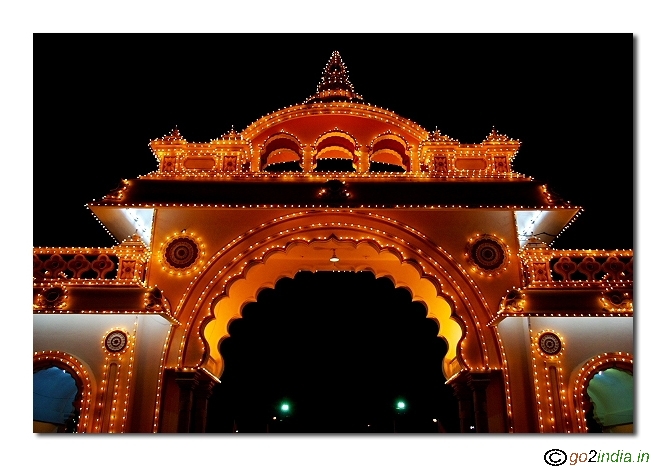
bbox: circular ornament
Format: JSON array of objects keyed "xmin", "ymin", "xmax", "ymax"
[
  {"xmin": 44, "ymin": 287, "xmax": 65, "ymax": 304},
  {"xmin": 468, "ymin": 235, "xmax": 507, "ymax": 272},
  {"xmin": 539, "ymin": 332, "xmax": 562, "ymax": 355},
  {"xmin": 164, "ymin": 237, "xmax": 199, "ymax": 269},
  {"xmin": 105, "ymin": 330, "xmax": 128, "ymax": 353}
]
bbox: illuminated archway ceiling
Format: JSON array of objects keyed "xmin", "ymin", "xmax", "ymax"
[{"xmin": 201, "ymin": 237, "xmax": 463, "ymax": 380}]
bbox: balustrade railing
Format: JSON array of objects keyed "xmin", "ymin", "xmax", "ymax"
[
  {"xmin": 520, "ymin": 249, "xmax": 633, "ymax": 288},
  {"xmin": 33, "ymin": 239, "xmax": 147, "ymax": 283}
]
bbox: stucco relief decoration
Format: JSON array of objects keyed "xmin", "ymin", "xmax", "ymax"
[
  {"xmin": 104, "ymin": 330, "xmax": 128, "ymax": 353},
  {"xmin": 43, "ymin": 254, "xmax": 67, "ymax": 278},
  {"xmin": 532, "ymin": 262, "xmax": 550, "ymax": 282},
  {"xmin": 538, "ymin": 332, "xmax": 562, "ymax": 356},
  {"xmin": 577, "ymin": 256, "xmax": 601, "ymax": 280},
  {"xmin": 119, "ymin": 259, "xmax": 137, "ymax": 280},
  {"xmin": 33, "ymin": 254, "xmax": 44, "ymax": 279},
  {"xmin": 144, "ymin": 286, "xmax": 171, "ymax": 315},
  {"xmin": 553, "ymin": 256, "xmax": 576, "ymax": 280},
  {"xmin": 67, "ymin": 254, "xmax": 92, "ymax": 278},
  {"xmin": 35, "ymin": 286, "xmax": 67, "ymax": 310},
  {"xmin": 160, "ymin": 232, "xmax": 204, "ymax": 275},
  {"xmin": 223, "ymin": 156, "xmax": 237, "ymax": 172},
  {"xmin": 162, "ymin": 156, "xmax": 176, "ymax": 172},
  {"xmin": 600, "ymin": 290, "xmax": 633, "ymax": 312},
  {"xmin": 316, "ymin": 179, "xmax": 351, "ymax": 203},
  {"xmin": 102, "ymin": 179, "xmax": 130, "ymax": 202},
  {"xmin": 433, "ymin": 155, "xmax": 448, "ymax": 172},
  {"xmin": 467, "ymin": 235, "xmax": 508, "ymax": 275},
  {"xmin": 601, "ymin": 256, "xmax": 626, "ymax": 280},
  {"xmin": 501, "ymin": 289, "xmax": 525, "ymax": 313},
  {"xmin": 91, "ymin": 254, "xmax": 115, "ymax": 278},
  {"xmin": 165, "ymin": 237, "xmax": 199, "ymax": 268}
]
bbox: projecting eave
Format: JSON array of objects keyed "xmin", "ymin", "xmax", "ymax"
[
  {"xmin": 490, "ymin": 288, "xmax": 633, "ymax": 326},
  {"xmin": 88, "ymin": 176, "xmax": 581, "ymax": 246},
  {"xmin": 32, "ymin": 283, "xmax": 180, "ymax": 325}
]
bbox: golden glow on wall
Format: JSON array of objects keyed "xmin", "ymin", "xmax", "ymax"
[{"xmin": 200, "ymin": 236, "xmax": 463, "ymax": 379}]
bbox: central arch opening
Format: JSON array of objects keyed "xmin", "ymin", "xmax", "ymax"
[{"xmin": 206, "ymin": 271, "xmax": 459, "ymax": 433}]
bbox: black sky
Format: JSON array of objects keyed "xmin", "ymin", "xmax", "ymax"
[{"xmin": 33, "ymin": 33, "xmax": 633, "ymax": 250}]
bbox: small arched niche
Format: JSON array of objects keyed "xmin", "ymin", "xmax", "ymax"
[
  {"xmin": 370, "ymin": 134, "xmax": 410, "ymax": 171},
  {"xmin": 314, "ymin": 131, "xmax": 358, "ymax": 172},
  {"xmin": 261, "ymin": 133, "xmax": 303, "ymax": 172}
]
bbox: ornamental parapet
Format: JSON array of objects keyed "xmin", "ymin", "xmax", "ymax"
[
  {"xmin": 33, "ymin": 236, "xmax": 148, "ymax": 284},
  {"xmin": 146, "ymin": 121, "xmax": 526, "ymax": 179},
  {"xmin": 520, "ymin": 248, "xmax": 633, "ymax": 288},
  {"xmin": 149, "ymin": 127, "xmax": 253, "ymax": 175}
]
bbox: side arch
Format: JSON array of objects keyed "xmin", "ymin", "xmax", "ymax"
[
  {"xmin": 570, "ymin": 352, "xmax": 633, "ymax": 432},
  {"xmin": 33, "ymin": 350, "xmax": 97, "ymax": 433}
]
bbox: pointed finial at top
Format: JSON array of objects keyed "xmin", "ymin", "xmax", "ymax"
[
  {"xmin": 161, "ymin": 126, "xmax": 184, "ymax": 143},
  {"xmin": 304, "ymin": 51, "xmax": 364, "ymax": 104}
]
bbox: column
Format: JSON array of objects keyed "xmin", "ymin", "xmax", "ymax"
[
  {"xmin": 467, "ymin": 373, "xmax": 491, "ymax": 433},
  {"xmin": 191, "ymin": 374, "xmax": 216, "ymax": 433},
  {"xmin": 451, "ymin": 379, "xmax": 474, "ymax": 433},
  {"xmin": 175, "ymin": 373, "xmax": 196, "ymax": 433}
]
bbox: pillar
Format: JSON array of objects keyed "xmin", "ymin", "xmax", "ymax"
[
  {"xmin": 467, "ymin": 373, "xmax": 491, "ymax": 433},
  {"xmin": 451, "ymin": 379, "xmax": 474, "ymax": 433},
  {"xmin": 175, "ymin": 370, "xmax": 218, "ymax": 433},
  {"xmin": 191, "ymin": 376, "xmax": 216, "ymax": 433},
  {"xmin": 175, "ymin": 373, "xmax": 196, "ymax": 433}
]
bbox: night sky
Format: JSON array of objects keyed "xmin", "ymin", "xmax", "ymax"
[{"xmin": 31, "ymin": 34, "xmax": 634, "ymax": 434}]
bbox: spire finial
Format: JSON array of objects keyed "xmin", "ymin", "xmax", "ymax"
[{"xmin": 304, "ymin": 51, "xmax": 364, "ymax": 104}]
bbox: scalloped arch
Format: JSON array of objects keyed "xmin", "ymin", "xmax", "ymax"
[
  {"xmin": 200, "ymin": 236, "xmax": 463, "ymax": 379},
  {"xmin": 167, "ymin": 211, "xmax": 500, "ymax": 383}
]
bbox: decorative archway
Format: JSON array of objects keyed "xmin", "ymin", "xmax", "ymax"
[
  {"xmin": 571, "ymin": 352, "xmax": 633, "ymax": 432},
  {"xmin": 164, "ymin": 210, "xmax": 505, "ymax": 383},
  {"xmin": 201, "ymin": 236, "xmax": 463, "ymax": 378}
]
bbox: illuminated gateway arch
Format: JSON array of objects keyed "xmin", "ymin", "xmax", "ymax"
[{"xmin": 33, "ymin": 52, "xmax": 633, "ymax": 433}]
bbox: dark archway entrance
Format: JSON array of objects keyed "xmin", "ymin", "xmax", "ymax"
[{"xmin": 206, "ymin": 271, "xmax": 459, "ymax": 433}]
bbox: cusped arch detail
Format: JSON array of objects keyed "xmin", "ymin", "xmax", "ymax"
[
  {"xmin": 33, "ymin": 350, "xmax": 96, "ymax": 433},
  {"xmin": 199, "ymin": 236, "xmax": 464, "ymax": 380},
  {"xmin": 167, "ymin": 211, "xmax": 500, "ymax": 385}
]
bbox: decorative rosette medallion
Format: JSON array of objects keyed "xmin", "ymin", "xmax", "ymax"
[
  {"xmin": 160, "ymin": 232, "xmax": 204, "ymax": 275},
  {"xmin": 538, "ymin": 332, "xmax": 563, "ymax": 356},
  {"xmin": 105, "ymin": 330, "xmax": 128, "ymax": 353},
  {"xmin": 35, "ymin": 286, "xmax": 68, "ymax": 310},
  {"xmin": 466, "ymin": 234, "xmax": 509, "ymax": 275}
]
